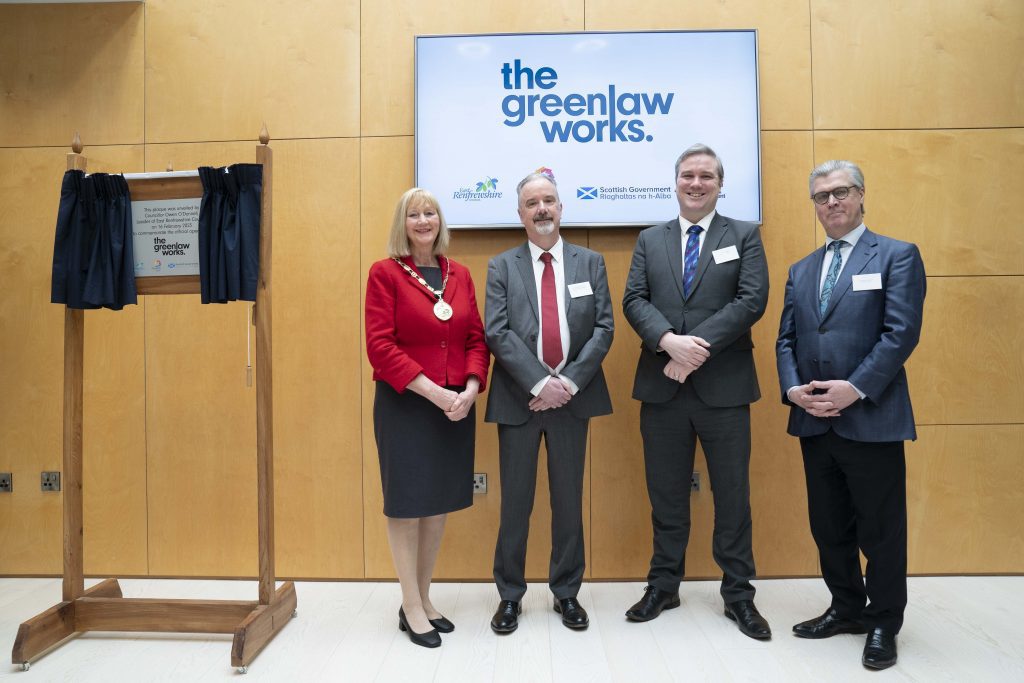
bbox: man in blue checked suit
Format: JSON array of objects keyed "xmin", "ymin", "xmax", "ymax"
[
  {"xmin": 777, "ymin": 160, "xmax": 926, "ymax": 671},
  {"xmin": 622, "ymin": 143, "xmax": 771, "ymax": 639}
]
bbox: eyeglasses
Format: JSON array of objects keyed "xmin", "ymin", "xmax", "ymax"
[{"xmin": 811, "ymin": 186, "xmax": 860, "ymax": 205}]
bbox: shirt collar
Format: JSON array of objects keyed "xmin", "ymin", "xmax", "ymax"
[
  {"xmin": 825, "ymin": 223, "xmax": 867, "ymax": 249},
  {"xmin": 678, "ymin": 209, "xmax": 716, "ymax": 233},
  {"xmin": 528, "ymin": 236, "xmax": 564, "ymax": 263}
]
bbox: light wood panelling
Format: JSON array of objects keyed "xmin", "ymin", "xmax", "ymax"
[
  {"xmin": 360, "ymin": 136, "xmax": 413, "ymax": 578},
  {"xmin": 910, "ymin": 276, "xmax": 1024, "ymax": 426},
  {"xmin": 815, "ymin": 130, "xmax": 1024, "ymax": 277},
  {"xmin": 145, "ymin": 0, "xmax": 360, "ymax": 143},
  {"xmin": 0, "ymin": 145, "xmax": 145, "ymax": 575},
  {"xmin": 908, "ymin": 425, "xmax": 1024, "ymax": 573},
  {"xmin": 0, "ymin": 4, "xmax": 144, "ymax": 147},
  {"xmin": 590, "ymin": 131, "xmax": 820, "ymax": 579},
  {"xmin": 586, "ymin": 0, "xmax": 813, "ymax": 131},
  {"xmin": 267, "ymin": 138, "xmax": 363, "ymax": 579},
  {"xmin": 143, "ymin": 142, "xmax": 260, "ymax": 577},
  {"xmin": 360, "ymin": 0, "xmax": 582, "ymax": 137},
  {"xmin": 811, "ymin": 0, "xmax": 1024, "ymax": 130}
]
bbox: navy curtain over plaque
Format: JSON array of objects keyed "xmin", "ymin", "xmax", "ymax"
[
  {"xmin": 197, "ymin": 163, "xmax": 262, "ymax": 304},
  {"xmin": 51, "ymin": 170, "xmax": 138, "ymax": 310}
]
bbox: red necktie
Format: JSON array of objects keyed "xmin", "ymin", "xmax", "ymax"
[{"xmin": 539, "ymin": 252, "xmax": 563, "ymax": 370}]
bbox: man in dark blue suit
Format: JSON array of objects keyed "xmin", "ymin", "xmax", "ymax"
[{"xmin": 777, "ymin": 160, "xmax": 926, "ymax": 670}]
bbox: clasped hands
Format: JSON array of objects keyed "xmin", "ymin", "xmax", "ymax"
[
  {"xmin": 787, "ymin": 380, "xmax": 860, "ymax": 418},
  {"xmin": 659, "ymin": 332, "xmax": 711, "ymax": 384},
  {"xmin": 431, "ymin": 383, "xmax": 478, "ymax": 422},
  {"xmin": 529, "ymin": 376, "xmax": 572, "ymax": 412}
]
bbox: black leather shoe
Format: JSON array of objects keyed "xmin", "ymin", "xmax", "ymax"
[
  {"xmin": 554, "ymin": 597, "xmax": 589, "ymax": 629},
  {"xmin": 490, "ymin": 600, "xmax": 521, "ymax": 634},
  {"xmin": 625, "ymin": 585, "xmax": 681, "ymax": 622},
  {"xmin": 398, "ymin": 607, "xmax": 441, "ymax": 648},
  {"xmin": 428, "ymin": 615, "xmax": 454, "ymax": 633},
  {"xmin": 792, "ymin": 608, "xmax": 866, "ymax": 639},
  {"xmin": 862, "ymin": 627, "xmax": 898, "ymax": 670},
  {"xmin": 723, "ymin": 600, "xmax": 772, "ymax": 640}
]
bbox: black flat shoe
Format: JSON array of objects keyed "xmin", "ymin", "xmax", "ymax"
[
  {"xmin": 491, "ymin": 600, "xmax": 521, "ymax": 634},
  {"xmin": 793, "ymin": 608, "xmax": 866, "ymax": 639},
  {"xmin": 428, "ymin": 615, "xmax": 454, "ymax": 633},
  {"xmin": 554, "ymin": 596, "xmax": 589, "ymax": 630},
  {"xmin": 724, "ymin": 599, "xmax": 772, "ymax": 640},
  {"xmin": 625, "ymin": 585, "xmax": 681, "ymax": 622},
  {"xmin": 398, "ymin": 607, "xmax": 441, "ymax": 648},
  {"xmin": 862, "ymin": 627, "xmax": 897, "ymax": 670}
]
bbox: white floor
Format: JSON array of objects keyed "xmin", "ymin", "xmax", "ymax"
[{"xmin": 1, "ymin": 576, "xmax": 1021, "ymax": 682}]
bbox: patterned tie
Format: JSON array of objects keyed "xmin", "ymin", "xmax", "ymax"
[
  {"xmin": 819, "ymin": 240, "xmax": 848, "ymax": 316},
  {"xmin": 682, "ymin": 225, "xmax": 703, "ymax": 296},
  {"xmin": 539, "ymin": 252, "xmax": 563, "ymax": 370}
]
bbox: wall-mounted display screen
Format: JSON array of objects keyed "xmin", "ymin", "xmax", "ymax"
[{"xmin": 415, "ymin": 30, "xmax": 761, "ymax": 228}]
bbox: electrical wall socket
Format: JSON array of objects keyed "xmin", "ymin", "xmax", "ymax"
[
  {"xmin": 0, "ymin": 473, "xmax": 11, "ymax": 493},
  {"xmin": 691, "ymin": 472, "xmax": 701, "ymax": 492},
  {"xmin": 41, "ymin": 471, "xmax": 61, "ymax": 492},
  {"xmin": 473, "ymin": 473, "xmax": 487, "ymax": 494}
]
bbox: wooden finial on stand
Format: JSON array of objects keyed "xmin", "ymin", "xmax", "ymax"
[
  {"xmin": 259, "ymin": 122, "xmax": 270, "ymax": 146},
  {"xmin": 166, "ymin": 162, "xmax": 174, "ymax": 172},
  {"xmin": 71, "ymin": 131, "xmax": 83, "ymax": 154}
]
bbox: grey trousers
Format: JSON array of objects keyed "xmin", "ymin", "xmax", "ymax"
[
  {"xmin": 493, "ymin": 408, "xmax": 589, "ymax": 602},
  {"xmin": 640, "ymin": 380, "xmax": 756, "ymax": 603}
]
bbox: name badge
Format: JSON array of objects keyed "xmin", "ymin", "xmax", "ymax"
[
  {"xmin": 852, "ymin": 273, "xmax": 883, "ymax": 291},
  {"xmin": 568, "ymin": 281, "xmax": 593, "ymax": 298},
  {"xmin": 712, "ymin": 245, "xmax": 739, "ymax": 264}
]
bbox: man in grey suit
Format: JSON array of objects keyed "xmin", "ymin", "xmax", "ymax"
[
  {"xmin": 777, "ymin": 160, "xmax": 926, "ymax": 670},
  {"xmin": 622, "ymin": 143, "xmax": 771, "ymax": 639},
  {"xmin": 485, "ymin": 171, "xmax": 614, "ymax": 634}
]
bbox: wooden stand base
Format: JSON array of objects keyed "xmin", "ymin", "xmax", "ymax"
[{"xmin": 12, "ymin": 580, "xmax": 297, "ymax": 672}]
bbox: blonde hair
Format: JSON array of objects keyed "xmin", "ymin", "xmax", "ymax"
[{"xmin": 387, "ymin": 188, "xmax": 450, "ymax": 257}]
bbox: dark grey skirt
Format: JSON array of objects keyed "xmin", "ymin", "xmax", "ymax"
[{"xmin": 373, "ymin": 381, "xmax": 475, "ymax": 518}]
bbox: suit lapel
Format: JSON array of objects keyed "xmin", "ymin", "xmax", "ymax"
[
  {"xmin": 513, "ymin": 243, "xmax": 539, "ymax": 321},
  {"xmin": 562, "ymin": 241, "xmax": 580, "ymax": 317},
  {"xmin": 687, "ymin": 214, "xmax": 725, "ymax": 299},
  {"xmin": 663, "ymin": 219, "xmax": 685, "ymax": 300},
  {"xmin": 821, "ymin": 229, "xmax": 879, "ymax": 321}
]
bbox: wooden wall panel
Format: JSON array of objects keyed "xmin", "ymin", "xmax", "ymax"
[
  {"xmin": 910, "ymin": 277, "xmax": 1024, "ymax": 426},
  {"xmin": 586, "ymin": 0, "xmax": 813, "ymax": 131},
  {"xmin": 0, "ymin": 4, "xmax": 144, "ymax": 147},
  {"xmin": 268, "ymin": 138, "xmax": 364, "ymax": 579},
  {"xmin": 360, "ymin": 136, "xmax": 414, "ymax": 578},
  {"xmin": 143, "ymin": 142, "xmax": 260, "ymax": 577},
  {"xmin": 360, "ymin": 0, "xmax": 582, "ymax": 137},
  {"xmin": 815, "ymin": 130, "xmax": 1024, "ymax": 277},
  {"xmin": 145, "ymin": 0, "xmax": 360, "ymax": 142},
  {"xmin": 908, "ymin": 425, "xmax": 1024, "ymax": 573},
  {"xmin": 811, "ymin": 0, "xmax": 1024, "ymax": 129},
  {"xmin": 0, "ymin": 145, "xmax": 145, "ymax": 575}
]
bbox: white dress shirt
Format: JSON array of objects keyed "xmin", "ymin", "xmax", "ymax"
[
  {"xmin": 819, "ymin": 223, "xmax": 866, "ymax": 294},
  {"xmin": 527, "ymin": 238, "xmax": 578, "ymax": 396},
  {"xmin": 679, "ymin": 209, "xmax": 717, "ymax": 264}
]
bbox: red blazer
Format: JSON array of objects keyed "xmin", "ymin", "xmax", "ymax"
[{"xmin": 365, "ymin": 256, "xmax": 489, "ymax": 393}]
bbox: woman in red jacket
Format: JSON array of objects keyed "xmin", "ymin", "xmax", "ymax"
[{"xmin": 365, "ymin": 187, "xmax": 489, "ymax": 648}]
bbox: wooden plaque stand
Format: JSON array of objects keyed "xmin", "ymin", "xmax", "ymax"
[{"xmin": 11, "ymin": 128, "xmax": 295, "ymax": 674}]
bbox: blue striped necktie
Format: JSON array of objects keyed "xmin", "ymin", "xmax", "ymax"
[
  {"xmin": 682, "ymin": 225, "xmax": 702, "ymax": 296},
  {"xmin": 819, "ymin": 240, "xmax": 848, "ymax": 315}
]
